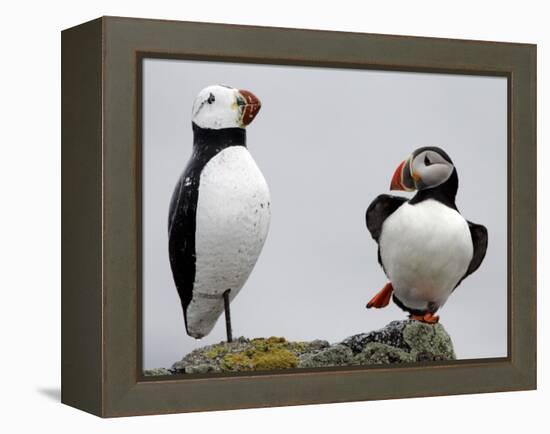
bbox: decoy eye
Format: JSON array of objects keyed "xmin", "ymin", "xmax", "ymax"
[
  {"xmin": 207, "ymin": 93, "xmax": 215, "ymax": 104},
  {"xmin": 424, "ymin": 154, "xmax": 433, "ymax": 166}
]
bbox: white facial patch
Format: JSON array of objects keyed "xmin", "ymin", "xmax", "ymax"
[
  {"xmin": 192, "ymin": 85, "xmax": 241, "ymax": 129},
  {"xmin": 411, "ymin": 150, "xmax": 454, "ymax": 189}
]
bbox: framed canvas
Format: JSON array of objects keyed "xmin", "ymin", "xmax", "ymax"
[{"xmin": 61, "ymin": 16, "xmax": 536, "ymax": 417}]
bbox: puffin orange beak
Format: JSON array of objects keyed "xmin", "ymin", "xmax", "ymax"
[
  {"xmin": 237, "ymin": 89, "xmax": 261, "ymax": 126},
  {"xmin": 390, "ymin": 156, "xmax": 417, "ymax": 191},
  {"xmin": 390, "ymin": 160, "xmax": 407, "ymax": 191}
]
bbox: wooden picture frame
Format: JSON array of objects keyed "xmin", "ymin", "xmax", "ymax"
[{"xmin": 61, "ymin": 16, "xmax": 536, "ymax": 417}]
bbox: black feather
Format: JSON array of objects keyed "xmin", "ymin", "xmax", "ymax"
[
  {"xmin": 366, "ymin": 194, "xmax": 408, "ymax": 242},
  {"xmin": 455, "ymin": 221, "xmax": 488, "ymax": 290}
]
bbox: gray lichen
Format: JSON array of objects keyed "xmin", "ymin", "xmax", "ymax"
[
  {"xmin": 354, "ymin": 342, "xmax": 415, "ymax": 364},
  {"xmin": 143, "ymin": 320, "xmax": 456, "ymax": 376},
  {"xmin": 402, "ymin": 320, "xmax": 456, "ymax": 361},
  {"xmin": 300, "ymin": 344, "xmax": 354, "ymax": 368},
  {"xmin": 143, "ymin": 368, "xmax": 172, "ymax": 376},
  {"xmin": 341, "ymin": 320, "xmax": 456, "ymax": 363}
]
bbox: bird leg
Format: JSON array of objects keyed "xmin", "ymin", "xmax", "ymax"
[
  {"xmin": 366, "ymin": 282, "xmax": 394, "ymax": 309},
  {"xmin": 223, "ymin": 289, "xmax": 233, "ymax": 343},
  {"xmin": 409, "ymin": 312, "xmax": 440, "ymax": 324}
]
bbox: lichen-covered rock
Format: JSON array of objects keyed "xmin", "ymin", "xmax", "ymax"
[
  {"xmin": 402, "ymin": 321, "xmax": 456, "ymax": 361},
  {"xmin": 342, "ymin": 320, "xmax": 411, "ymax": 354},
  {"xmin": 221, "ymin": 337, "xmax": 299, "ymax": 371},
  {"xmin": 299, "ymin": 344, "xmax": 354, "ymax": 368},
  {"xmin": 183, "ymin": 364, "xmax": 216, "ymax": 374},
  {"xmin": 171, "ymin": 336, "xmax": 244, "ymax": 373},
  {"xmin": 342, "ymin": 320, "xmax": 456, "ymax": 363},
  {"xmin": 353, "ymin": 342, "xmax": 415, "ymax": 365},
  {"xmin": 149, "ymin": 320, "xmax": 455, "ymax": 375},
  {"xmin": 143, "ymin": 368, "xmax": 173, "ymax": 376},
  {"xmin": 170, "ymin": 336, "xmax": 329, "ymax": 374}
]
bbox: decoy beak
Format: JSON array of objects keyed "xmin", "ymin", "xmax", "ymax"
[{"xmin": 237, "ymin": 89, "xmax": 262, "ymax": 126}]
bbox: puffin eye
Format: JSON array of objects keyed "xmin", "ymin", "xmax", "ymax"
[
  {"xmin": 424, "ymin": 154, "xmax": 433, "ymax": 166},
  {"xmin": 207, "ymin": 93, "xmax": 215, "ymax": 104}
]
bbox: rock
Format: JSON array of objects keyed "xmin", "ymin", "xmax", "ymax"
[
  {"xmin": 342, "ymin": 320, "xmax": 411, "ymax": 354},
  {"xmin": 342, "ymin": 320, "xmax": 456, "ymax": 363},
  {"xmin": 299, "ymin": 344, "xmax": 354, "ymax": 368},
  {"xmin": 171, "ymin": 337, "xmax": 250, "ymax": 373},
  {"xmin": 153, "ymin": 320, "xmax": 455, "ymax": 375},
  {"xmin": 354, "ymin": 342, "xmax": 415, "ymax": 364},
  {"xmin": 402, "ymin": 320, "xmax": 456, "ymax": 361},
  {"xmin": 171, "ymin": 336, "xmax": 326, "ymax": 374},
  {"xmin": 184, "ymin": 364, "xmax": 216, "ymax": 374},
  {"xmin": 306, "ymin": 339, "xmax": 331, "ymax": 352},
  {"xmin": 143, "ymin": 368, "xmax": 172, "ymax": 376}
]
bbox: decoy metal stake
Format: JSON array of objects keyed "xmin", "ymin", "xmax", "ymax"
[{"xmin": 223, "ymin": 289, "xmax": 232, "ymax": 343}]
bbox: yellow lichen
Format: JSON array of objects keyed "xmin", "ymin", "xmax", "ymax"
[
  {"xmin": 222, "ymin": 352, "xmax": 254, "ymax": 370},
  {"xmin": 289, "ymin": 341, "xmax": 307, "ymax": 352},
  {"xmin": 220, "ymin": 337, "xmax": 298, "ymax": 371},
  {"xmin": 204, "ymin": 344, "xmax": 228, "ymax": 359},
  {"xmin": 252, "ymin": 348, "xmax": 298, "ymax": 370}
]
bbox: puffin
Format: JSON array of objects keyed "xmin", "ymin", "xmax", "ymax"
[
  {"xmin": 365, "ymin": 147, "xmax": 488, "ymax": 323},
  {"xmin": 168, "ymin": 84, "xmax": 270, "ymax": 341}
]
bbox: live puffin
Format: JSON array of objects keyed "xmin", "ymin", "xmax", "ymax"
[
  {"xmin": 168, "ymin": 84, "xmax": 270, "ymax": 341},
  {"xmin": 365, "ymin": 147, "xmax": 488, "ymax": 323}
]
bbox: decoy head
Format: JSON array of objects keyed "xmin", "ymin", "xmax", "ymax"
[
  {"xmin": 191, "ymin": 84, "xmax": 261, "ymax": 129},
  {"xmin": 390, "ymin": 147, "xmax": 455, "ymax": 192}
]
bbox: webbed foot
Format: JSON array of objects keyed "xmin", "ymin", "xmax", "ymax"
[{"xmin": 366, "ymin": 282, "xmax": 394, "ymax": 309}]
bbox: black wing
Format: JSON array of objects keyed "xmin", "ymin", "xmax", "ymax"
[
  {"xmin": 366, "ymin": 194, "xmax": 408, "ymax": 242},
  {"xmin": 168, "ymin": 136, "xmax": 243, "ymax": 333},
  {"xmin": 168, "ymin": 167, "xmax": 201, "ymax": 327},
  {"xmin": 455, "ymin": 221, "xmax": 488, "ymax": 289},
  {"xmin": 366, "ymin": 194, "xmax": 408, "ymax": 273}
]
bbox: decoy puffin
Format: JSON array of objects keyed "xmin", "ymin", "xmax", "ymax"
[
  {"xmin": 365, "ymin": 147, "xmax": 488, "ymax": 323},
  {"xmin": 168, "ymin": 84, "xmax": 270, "ymax": 341}
]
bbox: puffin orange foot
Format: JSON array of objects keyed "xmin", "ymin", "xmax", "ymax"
[
  {"xmin": 409, "ymin": 312, "xmax": 440, "ymax": 324},
  {"xmin": 366, "ymin": 282, "xmax": 393, "ymax": 309}
]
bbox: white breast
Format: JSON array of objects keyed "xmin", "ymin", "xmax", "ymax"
[
  {"xmin": 379, "ymin": 199, "xmax": 473, "ymax": 312},
  {"xmin": 186, "ymin": 146, "xmax": 271, "ymax": 338}
]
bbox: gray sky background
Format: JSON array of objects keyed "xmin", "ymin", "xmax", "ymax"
[{"xmin": 142, "ymin": 59, "xmax": 507, "ymax": 370}]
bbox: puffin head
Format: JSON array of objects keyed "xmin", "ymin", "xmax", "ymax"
[
  {"xmin": 390, "ymin": 147, "xmax": 455, "ymax": 192},
  {"xmin": 191, "ymin": 84, "xmax": 261, "ymax": 129}
]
